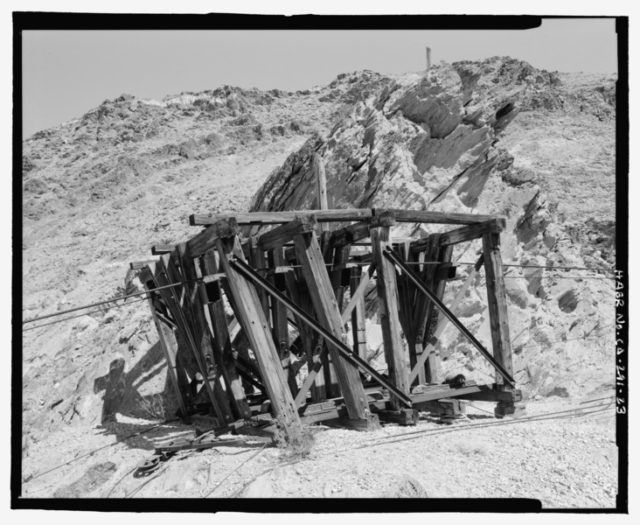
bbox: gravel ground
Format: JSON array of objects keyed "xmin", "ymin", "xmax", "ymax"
[{"xmin": 21, "ymin": 398, "xmax": 618, "ymax": 508}]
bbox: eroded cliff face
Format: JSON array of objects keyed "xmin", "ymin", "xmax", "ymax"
[{"xmin": 249, "ymin": 59, "xmax": 616, "ymax": 399}]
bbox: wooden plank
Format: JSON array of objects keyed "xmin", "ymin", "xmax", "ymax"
[
  {"xmin": 408, "ymin": 257, "xmax": 483, "ymax": 383},
  {"xmin": 177, "ymin": 245, "xmax": 235, "ymax": 425},
  {"xmin": 270, "ymin": 247, "xmax": 298, "ymax": 396},
  {"xmin": 190, "ymin": 209, "xmax": 374, "ymax": 226},
  {"xmin": 324, "ymin": 240, "xmax": 350, "ymax": 399},
  {"xmin": 422, "ymin": 242, "xmax": 452, "ymax": 384},
  {"xmin": 293, "ymin": 346, "xmax": 327, "ymax": 407},
  {"xmin": 293, "ymin": 228, "xmax": 372, "ymax": 422},
  {"xmin": 130, "ymin": 259, "xmax": 158, "ymax": 270},
  {"xmin": 482, "ymin": 232, "xmax": 514, "ymax": 387},
  {"xmin": 151, "ymin": 244, "xmax": 175, "ymax": 255},
  {"xmin": 186, "ymin": 218, "xmax": 239, "ymax": 258},
  {"xmin": 139, "ymin": 266, "xmax": 188, "ymax": 417},
  {"xmin": 283, "ymin": 267, "xmax": 327, "ymax": 401},
  {"xmin": 340, "ymin": 263, "xmax": 375, "ymax": 324},
  {"xmin": 411, "ymin": 242, "xmax": 435, "ymax": 385},
  {"xmin": 313, "ymin": 153, "xmax": 329, "ymax": 233},
  {"xmin": 329, "ymin": 221, "xmax": 371, "ymax": 248},
  {"xmin": 258, "ymin": 216, "xmax": 317, "ymax": 252},
  {"xmin": 438, "ymin": 218, "xmax": 505, "ymax": 246},
  {"xmin": 216, "ymin": 234, "xmax": 304, "ymax": 446},
  {"xmin": 248, "ymin": 237, "xmax": 270, "ymax": 318},
  {"xmin": 350, "ymin": 266, "xmax": 369, "ymax": 359},
  {"xmin": 154, "ymin": 254, "xmax": 224, "ymax": 421},
  {"xmin": 395, "ymin": 242, "xmax": 417, "ymax": 371},
  {"xmin": 201, "ymin": 249, "xmax": 253, "ymax": 420},
  {"xmin": 370, "ymin": 224, "xmax": 410, "ymax": 409},
  {"xmin": 386, "ymin": 208, "xmax": 504, "ymax": 225}
]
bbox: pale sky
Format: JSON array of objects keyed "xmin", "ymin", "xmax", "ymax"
[{"xmin": 21, "ymin": 18, "xmax": 617, "ymax": 138}]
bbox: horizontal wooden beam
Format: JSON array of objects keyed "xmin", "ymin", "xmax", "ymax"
[
  {"xmin": 151, "ymin": 244, "xmax": 175, "ymax": 255},
  {"xmin": 129, "ymin": 259, "xmax": 157, "ymax": 270},
  {"xmin": 257, "ymin": 216, "xmax": 316, "ymax": 251},
  {"xmin": 386, "ymin": 209, "xmax": 503, "ymax": 225},
  {"xmin": 438, "ymin": 218, "xmax": 506, "ymax": 246},
  {"xmin": 190, "ymin": 209, "xmax": 373, "ymax": 226},
  {"xmin": 191, "ymin": 208, "xmax": 503, "ymax": 227},
  {"xmin": 329, "ymin": 221, "xmax": 371, "ymax": 248},
  {"xmin": 410, "ymin": 218, "xmax": 506, "ymax": 253},
  {"xmin": 186, "ymin": 218, "xmax": 239, "ymax": 257}
]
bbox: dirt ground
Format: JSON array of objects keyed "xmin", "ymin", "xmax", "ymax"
[{"xmin": 20, "ymin": 397, "xmax": 618, "ymax": 507}]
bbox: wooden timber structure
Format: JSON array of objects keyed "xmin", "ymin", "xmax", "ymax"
[{"xmin": 132, "ymin": 208, "xmax": 521, "ymax": 447}]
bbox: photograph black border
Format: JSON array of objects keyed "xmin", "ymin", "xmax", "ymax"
[{"xmin": 11, "ymin": 12, "xmax": 629, "ymax": 514}]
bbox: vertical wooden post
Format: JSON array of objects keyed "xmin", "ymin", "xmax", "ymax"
[
  {"xmin": 313, "ymin": 153, "xmax": 328, "ymax": 233},
  {"xmin": 217, "ymin": 234, "xmax": 303, "ymax": 446},
  {"xmin": 173, "ymin": 248, "xmax": 234, "ymax": 424},
  {"xmin": 140, "ymin": 265, "xmax": 188, "ymax": 418},
  {"xmin": 201, "ymin": 249, "xmax": 253, "ymax": 420},
  {"xmin": 249, "ymin": 237, "xmax": 270, "ymax": 318},
  {"xmin": 293, "ymin": 224, "xmax": 373, "ymax": 424},
  {"xmin": 426, "ymin": 46, "xmax": 431, "ymax": 71},
  {"xmin": 283, "ymin": 267, "xmax": 326, "ymax": 402},
  {"xmin": 350, "ymin": 266, "xmax": 369, "ymax": 359},
  {"xmin": 482, "ymin": 232, "xmax": 514, "ymax": 387},
  {"xmin": 155, "ymin": 254, "xmax": 228, "ymax": 423},
  {"xmin": 270, "ymin": 247, "xmax": 298, "ymax": 396},
  {"xmin": 370, "ymin": 215, "xmax": 410, "ymax": 409},
  {"xmin": 422, "ymin": 241, "xmax": 452, "ymax": 385},
  {"xmin": 412, "ymin": 249, "xmax": 429, "ymax": 385}
]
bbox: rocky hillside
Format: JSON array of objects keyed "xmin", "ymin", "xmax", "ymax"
[{"xmin": 21, "ymin": 57, "xmax": 616, "ymax": 464}]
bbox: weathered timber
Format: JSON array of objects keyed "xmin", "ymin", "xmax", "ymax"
[
  {"xmin": 156, "ymin": 253, "xmax": 226, "ymax": 420},
  {"xmin": 151, "ymin": 244, "xmax": 175, "ymax": 255},
  {"xmin": 370, "ymin": 225, "xmax": 410, "ymax": 409},
  {"xmin": 313, "ymin": 153, "xmax": 329, "ymax": 233},
  {"xmin": 190, "ymin": 208, "xmax": 502, "ymax": 227},
  {"xmin": 408, "ymin": 255, "xmax": 484, "ymax": 383},
  {"xmin": 395, "ymin": 241, "xmax": 417, "ymax": 371},
  {"xmin": 325, "ymin": 241, "xmax": 351, "ymax": 398},
  {"xmin": 384, "ymin": 248, "xmax": 515, "ymax": 387},
  {"xmin": 270, "ymin": 247, "xmax": 298, "ymax": 396},
  {"xmin": 248, "ymin": 237, "xmax": 270, "ymax": 318},
  {"xmin": 293, "ymin": 346, "xmax": 327, "ymax": 408},
  {"xmin": 190, "ymin": 209, "xmax": 373, "ymax": 226},
  {"xmin": 139, "ymin": 266, "xmax": 188, "ymax": 417},
  {"xmin": 350, "ymin": 266, "xmax": 369, "ymax": 359},
  {"xmin": 293, "ymin": 228, "xmax": 374, "ymax": 422},
  {"xmin": 329, "ymin": 221, "xmax": 371, "ymax": 248},
  {"xmin": 258, "ymin": 216, "xmax": 317, "ymax": 252},
  {"xmin": 438, "ymin": 218, "xmax": 506, "ymax": 246},
  {"xmin": 386, "ymin": 209, "xmax": 503, "ymax": 225},
  {"xmin": 216, "ymin": 234, "xmax": 303, "ymax": 446},
  {"xmin": 186, "ymin": 218, "xmax": 239, "ymax": 258},
  {"xmin": 482, "ymin": 232, "xmax": 514, "ymax": 387},
  {"xmin": 411, "ymin": 242, "xmax": 436, "ymax": 385},
  {"xmin": 201, "ymin": 249, "xmax": 253, "ymax": 420},
  {"xmin": 409, "ymin": 218, "xmax": 506, "ymax": 253},
  {"xmin": 130, "ymin": 259, "xmax": 158, "ymax": 270},
  {"xmin": 284, "ymin": 268, "xmax": 327, "ymax": 401},
  {"xmin": 371, "ymin": 407, "xmax": 419, "ymax": 426},
  {"xmin": 421, "ymin": 240, "xmax": 452, "ymax": 384},
  {"xmin": 340, "ymin": 263, "xmax": 376, "ymax": 324},
  {"xmin": 176, "ymin": 245, "xmax": 235, "ymax": 425}
]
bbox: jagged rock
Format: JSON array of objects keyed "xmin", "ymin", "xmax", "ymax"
[{"xmin": 505, "ymin": 277, "xmax": 531, "ymax": 309}]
